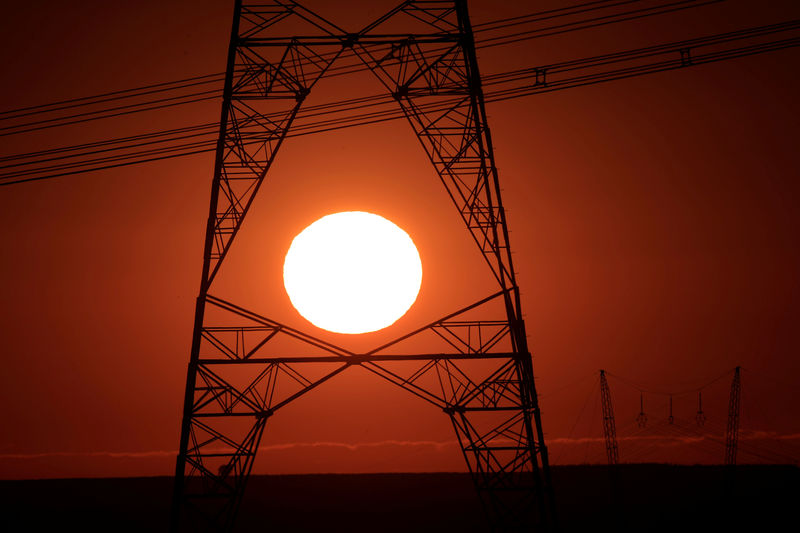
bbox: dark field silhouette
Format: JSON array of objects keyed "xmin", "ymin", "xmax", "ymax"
[{"xmin": 1, "ymin": 465, "xmax": 797, "ymax": 532}]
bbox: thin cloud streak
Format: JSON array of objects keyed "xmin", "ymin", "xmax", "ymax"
[
  {"xmin": 2, "ymin": 432, "xmax": 797, "ymax": 461},
  {"xmin": 0, "ymin": 439, "xmax": 460, "ymax": 460}
]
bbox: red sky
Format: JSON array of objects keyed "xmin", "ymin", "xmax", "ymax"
[{"xmin": 1, "ymin": 0, "xmax": 799, "ymax": 479}]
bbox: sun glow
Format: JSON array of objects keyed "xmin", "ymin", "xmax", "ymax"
[{"xmin": 283, "ymin": 211, "xmax": 423, "ymax": 334}]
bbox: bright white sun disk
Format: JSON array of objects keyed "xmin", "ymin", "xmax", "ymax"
[{"xmin": 283, "ymin": 211, "xmax": 422, "ymax": 334}]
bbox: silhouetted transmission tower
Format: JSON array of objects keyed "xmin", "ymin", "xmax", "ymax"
[
  {"xmin": 599, "ymin": 370, "xmax": 619, "ymax": 465},
  {"xmin": 171, "ymin": 1, "xmax": 555, "ymax": 531},
  {"xmin": 725, "ymin": 366, "xmax": 742, "ymax": 465}
]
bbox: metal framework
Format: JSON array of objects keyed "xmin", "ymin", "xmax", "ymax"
[
  {"xmin": 696, "ymin": 391, "xmax": 706, "ymax": 427},
  {"xmin": 725, "ymin": 366, "xmax": 741, "ymax": 465},
  {"xmin": 171, "ymin": 1, "xmax": 554, "ymax": 531},
  {"xmin": 599, "ymin": 370, "xmax": 619, "ymax": 465},
  {"xmin": 636, "ymin": 392, "xmax": 647, "ymax": 428}
]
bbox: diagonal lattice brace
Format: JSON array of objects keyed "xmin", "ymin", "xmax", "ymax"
[
  {"xmin": 351, "ymin": 21, "xmax": 514, "ymax": 288},
  {"xmin": 366, "ymin": 290, "xmax": 512, "ymax": 355},
  {"xmin": 449, "ymin": 409, "xmax": 544, "ymax": 530},
  {"xmin": 431, "ymin": 320, "xmax": 511, "ymax": 354},
  {"xmin": 183, "ymin": 417, "xmax": 267, "ymax": 532},
  {"xmin": 203, "ymin": 10, "xmax": 347, "ymax": 288},
  {"xmin": 180, "ymin": 358, "xmax": 349, "ymax": 531},
  {"xmin": 200, "ymin": 326, "xmax": 281, "ymax": 361},
  {"xmin": 205, "ymin": 294, "xmax": 354, "ymax": 357}
]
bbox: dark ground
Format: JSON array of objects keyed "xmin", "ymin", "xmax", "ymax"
[{"xmin": 1, "ymin": 464, "xmax": 797, "ymax": 532}]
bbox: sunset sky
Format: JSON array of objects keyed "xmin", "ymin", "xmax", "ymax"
[{"xmin": 1, "ymin": 0, "xmax": 798, "ymax": 479}]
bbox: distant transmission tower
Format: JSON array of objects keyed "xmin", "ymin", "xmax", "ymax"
[
  {"xmin": 170, "ymin": 1, "xmax": 555, "ymax": 531},
  {"xmin": 636, "ymin": 392, "xmax": 647, "ymax": 428},
  {"xmin": 599, "ymin": 370, "xmax": 619, "ymax": 465},
  {"xmin": 668, "ymin": 394, "xmax": 674, "ymax": 425},
  {"xmin": 696, "ymin": 391, "xmax": 706, "ymax": 426},
  {"xmin": 725, "ymin": 366, "xmax": 742, "ymax": 465}
]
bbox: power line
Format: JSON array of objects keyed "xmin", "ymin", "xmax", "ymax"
[
  {"xmin": 0, "ymin": 71, "xmax": 226, "ymax": 119},
  {"xmin": 1, "ymin": 17, "xmax": 797, "ymax": 186},
  {"xmin": 0, "ymin": 91, "xmax": 220, "ymax": 138},
  {"xmin": 605, "ymin": 368, "xmax": 735, "ymax": 396},
  {"xmin": 471, "ymin": 0, "xmax": 644, "ymax": 31},
  {"xmin": 0, "ymin": 122, "xmax": 219, "ymax": 164},
  {"xmin": 478, "ymin": 0, "xmax": 724, "ymax": 49}
]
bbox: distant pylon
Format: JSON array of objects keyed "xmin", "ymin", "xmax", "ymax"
[
  {"xmin": 668, "ymin": 394, "xmax": 674, "ymax": 425},
  {"xmin": 696, "ymin": 391, "xmax": 706, "ymax": 426},
  {"xmin": 725, "ymin": 367, "xmax": 742, "ymax": 465},
  {"xmin": 636, "ymin": 392, "xmax": 647, "ymax": 428},
  {"xmin": 599, "ymin": 370, "xmax": 619, "ymax": 465}
]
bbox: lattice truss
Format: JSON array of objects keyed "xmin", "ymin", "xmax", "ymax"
[{"xmin": 173, "ymin": 1, "xmax": 554, "ymax": 531}]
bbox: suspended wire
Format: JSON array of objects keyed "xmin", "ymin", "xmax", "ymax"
[
  {"xmin": 4, "ymin": 19, "xmax": 794, "ymax": 150},
  {"xmin": 605, "ymin": 367, "xmax": 735, "ymax": 396},
  {"xmin": 617, "ymin": 411, "xmax": 726, "ymax": 463},
  {"xmin": 0, "ymin": 91, "xmax": 221, "ymax": 138},
  {"xmin": 651, "ymin": 420, "xmax": 723, "ymax": 461},
  {"xmin": 0, "ymin": 122, "xmax": 219, "ymax": 164},
  {"xmin": 0, "ymin": 1, "xmax": 662, "ymax": 118},
  {"xmin": 0, "ymin": 0, "xmax": 712, "ymax": 128},
  {"xmin": 0, "ymin": 146, "xmax": 218, "ymax": 185},
  {"xmin": 737, "ymin": 376, "xmax": 800, "ymax": 463},
  {"xmin": 2, "ymin": 34, "xmax": 796, "ymax": 186},
  {"xmin": 0, "ymin": 71, "xmax": 226, "ymax": 119},
  {"xmin": 737, "ymin": 439, "xmax": 799, "ymax": 464},
  {"xmin": 472, "ymin": 0, "xmax": 644, "ymax": 31},
  {"xmin": 4, "ymin": 2, "xmax": 747, "ymax": 180},
  {"xmin": 478, "ymin": 0, "xmax": 725, "ymax": 49},
  {"xmin": 9, "ymin": 10, "xmax": 792, "ymax": 137},
  {"xmin": 585, "ymin": 385, "xmax": 603, "ymax": 463},
  {"xmin": 540, "ymin": 371, "xmax": 597, "ymax": 399},
  {"xmin": 740, "ymin": 432, "xmax": 800, "ymax": 464},
  {"xmin": 742, "ymin": 367, "xmax": 800, "ymax": 393},
  {"xmin": 2, "ymin": 14, "xmax": 797, "ymax": 186},
  {"xmin": 550, "ymin": 375, "xmax": 600, "ymax": 463},
  {"xmin": 612, "ymin": 383, "xmax": 695, "ymax": 463},
  {"xmin": 0, "ymin": 139, "xmax": 215, "ymax": 179},
  {"xmin": 3, "ymin": 26, "xmax": 796, "ymax": 187}
]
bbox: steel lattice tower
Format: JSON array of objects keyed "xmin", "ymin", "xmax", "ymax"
[
  {"xmin": 171, "ymin": 1, "xmax": 555, "ymax": 531},
  {"xmin": 599, "ymin": 370, "xmax": 619, "ymax": 465},
  {"xmin": 725, "ymin": 366, "xmax": 741, "ymax": 465}
]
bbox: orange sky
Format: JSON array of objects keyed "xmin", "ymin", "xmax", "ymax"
[{"xmin": 1, "ymin": 0, "xmax": 799, "ymax": 479}]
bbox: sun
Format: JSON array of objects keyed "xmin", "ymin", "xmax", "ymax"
[{"xmin": 283, "ymin": 211, "xmax": 423, "ymax": 334}]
